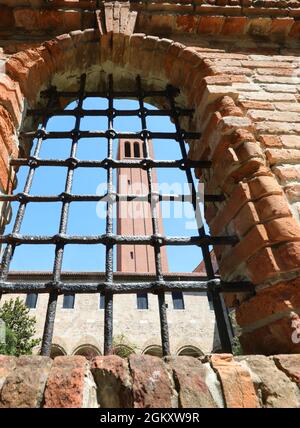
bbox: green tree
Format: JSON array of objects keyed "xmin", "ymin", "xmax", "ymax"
[{"xmin": 0, "ymin": 298, "xmax": 40, "ymax": 356}]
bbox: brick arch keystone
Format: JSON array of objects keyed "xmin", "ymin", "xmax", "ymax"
[{"xmin": 0, "ymin": 29, "xmax": 300, "ymax": 355}]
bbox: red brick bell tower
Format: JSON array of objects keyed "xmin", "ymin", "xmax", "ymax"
[{"xmin": 117, "ymin": 139, "xmax": 168, "ymax": 273}]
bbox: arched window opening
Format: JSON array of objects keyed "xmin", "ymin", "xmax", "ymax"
[
  {"xmin": 143, "ymin": 345, "xmax": 163, "ymax": 358},
  {"xmin": 133, "ymin": 142, "xmax": 140, "ymax": 158},
  {"xmin": 124, "ymin": 141, "xmax": 131, "ymax": 158},
  {"xmin": 50, "ymin": 344, "xmax": 66, "ymax": 359},
  {"xmin": 73, "ymin": 344, "xmax": 101, "ymax": 360},
  {"xmin": 177, "ymin": 346, "xmax": 203, "ymax": 358},
  {"xmin": 0, "ymin": 73, "xmax": 244, "ymax": 359}
]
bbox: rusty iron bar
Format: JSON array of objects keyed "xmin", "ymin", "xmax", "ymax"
[
  {"xmin": 20, "ymin": 130, "xmax": 201, "ymax": 140},
  {"xmin": 0, "ymin": 279, "xmax": 255, "ymax": 294},
  {"xmin": 136, "ymin": 76, "xmax": 171, "ymax": 356},
  {"xmin": 103, "ymin": 74, "xmax": 114, "ymax": 356},
  {"xmin": 0, "ymin": 192, "xmax": 225, "ymax": 203},
  {"xmin": 28, "ymin": 107, "xmax": 194, "ymax": 118},
  {"xmin": 41, "ymin": 75, "xmax": 87, "ymax": 356},
  {"xmin": 167, "ymin": 84, "xmax": 233, "ymax": 353},
  {"xmin": 10, "ymin": 158, "xmax": 211, "ymax": 169},
  {"xmin": 0, "ymin": 74, "xmax": 250, "ymax": 356},
  {"xmin": 0, "ymin": 234, "xmax": 238, "ymax": 246}
]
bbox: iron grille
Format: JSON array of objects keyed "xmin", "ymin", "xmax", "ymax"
[{"xmin": 0, "ymin": 74, "xmax": 254, "ymax": 356}]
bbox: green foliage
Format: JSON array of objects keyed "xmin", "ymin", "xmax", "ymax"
[
  {"xmin": 112, "ymin": 334, "xmax": 136, "ymax": 358},
  {"xmin": 0, "ymin": 298, "xmax": 41, "ymax": 356},
  {"xmin": 229, "ymin": 309, "xmax": 243, "ymax": 356},
  {"xmin": 0, "ymin": 326, "xmax": 17, "ymax": 356}
]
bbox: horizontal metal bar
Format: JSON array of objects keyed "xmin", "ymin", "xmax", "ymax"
[
  {"xmin": 41, "ymin": 89, "xmax": 178, "ymax": 99},
  {"xmin": 0, "ymin": 279, "xmax": 255, "ymax": 294},
  {"xmin": 10, "ymin": 157, "xmax": 211, "ymax": 169},
  {"xmin": 0, "ymin": 233, "xmax": 238, "ymax": 246},
  {"xmin": 20, "ymin": 130, "xmax": 201, "ymax": 140},
  {"xmin": 0, "ymin": 192, "xmax": 224, "ymax": 203},
  {"xmin": 6, "ymin": 271, "xmax": 215, "ymax": 281},
  {"xmin": 28, "ymin": 108, "xmax": 194, "ymax": 118}
]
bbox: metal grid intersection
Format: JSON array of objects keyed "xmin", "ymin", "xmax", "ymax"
[{"xmin": 0, "ymin": 74, "xmax": 254, "ymax": 356}]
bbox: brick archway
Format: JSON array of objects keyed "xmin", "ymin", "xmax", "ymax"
[{"xmin": 1, "ymin": 26, "xmax": 300, "ymax": 355}]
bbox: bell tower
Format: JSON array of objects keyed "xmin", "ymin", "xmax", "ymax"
[{"xmin": 117, "ymin": 139, "xmax": 168, "ymax": 273}]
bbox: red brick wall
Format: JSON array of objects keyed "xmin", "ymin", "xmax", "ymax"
[
  {"xmin": 0, "ymin": 354, "xmax": 300, "ymax": 408},
  {"xmin": 0, "ymin": 1, "xmax": 300, "ymax": 354}
]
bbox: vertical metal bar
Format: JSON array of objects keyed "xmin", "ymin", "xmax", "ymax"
[
  {"xmin": 104, "ymin": 74, "xmax": 114, "ymax": 356},
  {"xmin": 136, "ymin": 76, "xmax": 170, "ymax": 356},
  {"xmin": 40, "ymin": 75, "xmax": 86, "ymax": 356},
  {"xmin": 166, "ymin": 86, "xmax": 214, "ymax": 278},
  {"xmin": 209, "ymin": 286, "xmax": 232, "ymax": 353},
  {"xmin": 0, "ymin": 91, "xmax": 57, "ymax": 282},
  {"xmin": 167, "ymin": 85, "xmax": 232, "ymax": 353}
]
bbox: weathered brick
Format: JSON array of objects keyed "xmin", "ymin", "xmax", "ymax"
[
  {"xmin": 129, "ymin": 355, "xmax": 175, "ymax": 408},
  {"xmin": 280, "ymin": 135, "xmax": 300, "ymax": 148},
  {"xmin": 91, "ymin": 356, "xmax": 133, "ymax": 408},
  {"xmin": 240, "ymin": 315, "xmax": 300, "ymax": 355},
  {"xmin": 249, "ymin": 110, "xmax": 300, "ymax": 123},
  {"xmin": 240, "ymin": 92, "xmax": 296, "ymax": 102},
  {"xmin": 256, "ymin": 67, "xmax": 297, "ymax": 76},
  {"xmin": 259, "ymin": 135, "xmax": 282, "ymax": 147},
  {"xmin": 233, "ymin": 201, "xmax": 259, "ymax": 237},
  {"xmin": 209, "ymin": 354, "xmax": 259, "ymax": 408},
  {"xmin": 273, "ymin": 166, "xmax": 300, "ymax": 182},
  {"xmin": 275, "ymin": 103, "xmax": 300, "ymax": 113},
  {"xmin": 273, "ymin": 355, "xmax": 300, "ymax": 388},
  {"xmin": 285, "ymin": 183, "xmax": 300, "ymax": 202},
  {"xmin": 248, "ymin": 176, "xmax": 283, "ymax": 199},
  {"xmin": 0, "ymin": 356, "xmax": 16, "ymax": 392},
  {"xmin": 255, "ymin": 194, "xmax": 292, "ymax": 220},
  {"xmin": 236, "ymin": 279, "xmax": 300, "ymax": 328},
  {"xmin": 209, "ymin": 182, "xmax": 251, "ymax": 234},
  {"xmin": 0, "ymin": 356, "xmax": 52, "ymax": 408},
  {"xmin": 219, "ymin": 224, "xmax": 269, "ymax": 279},
  {"xmin": 246, "ymin": 246, "xmax": 280, "ymax": 284},
  {"xmin": 44, "ymin": 356, "xmax": 97, "ymax": 408},
  {"xmin": 197, "ymin": 16, "xmax": 225, "ymax": 34},
  {"xmin": 265, "ymin": 217, "xmax": 300, "ymax": 243},
  {"xmin": 221, "ymin": 17, "xmax": 248, "ymax": 36},
  {"xmin": 266, "ymin": 148, "xmax": 300, "ymax": 165},
  {"xmin": 239, "ymin": 100, "xmax": 274, "ymax": 110},
  {"xmin": 237, "ymin": 355, "xmax": 300, "ymax": 408},
  {"xmin": 166, "ymin": 357, "xmax": 217, "ymax": 408},
  {"xmin": 274, "ymin": 241, "xmax": 300, "ymax": 273}
]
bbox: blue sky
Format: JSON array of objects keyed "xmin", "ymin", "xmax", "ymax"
[{"xmin": 6, "ymin": 98, "xmax": 209, "ymax": 273}]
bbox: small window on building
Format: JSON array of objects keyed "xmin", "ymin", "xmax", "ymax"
[
  {"xmin": 25, "ymin": 293, "xmax": 38, "ymax": 309},
  {"xmin": 137, "ymin": 292, "xmax": 148, "ymax": 310},
  {"xmin": 172, "ymin": 291, "xmax": 185, "ymax": 310},
  {"xmin": 133, "ymin": 142, "xmax": 140, "ymax": 158},
  {"xmin": 99, "ymin": 293, "xmax": 105, "ymax": 309},
  {"xmin": 63, "ymin": 293, "xmax": 75, "ymax": 309},
  {"xmin": 124, "ymin": 141, "xmax": 131, "ymax": 157}
]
